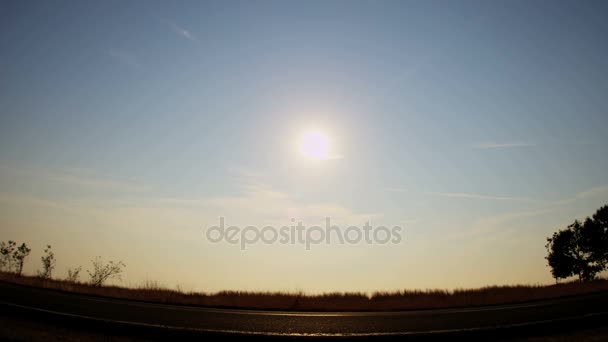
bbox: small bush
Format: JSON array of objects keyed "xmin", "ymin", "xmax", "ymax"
[
  {"xmin": 66, "ymin": 266, "xmax": 82, "ymax": 283},
  {"xmin": 87, "ymin": 256, "xmax": 126, "ymax": 287},
  {"xmin": 37, "ymin": 245, "xmax": 56, "ymax": 279}
]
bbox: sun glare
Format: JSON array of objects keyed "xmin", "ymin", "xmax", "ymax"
[{"xmin": 299, "ymin": 130, "xmax": 329, "ymax": 161}]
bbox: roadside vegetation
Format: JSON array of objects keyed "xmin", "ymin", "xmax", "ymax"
[
  {"xmin": 0, "ymin": 204, "xmax": 606, "ymax": 311},
  {"xmin": 1, "ymin": 271, "xmax": 607, "ymax": 311},
  {"xmin": 0, "ymin": 241, "xmax": 125, "ymax": 287}
]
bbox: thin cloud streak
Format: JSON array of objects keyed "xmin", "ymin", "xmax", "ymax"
[
  {"xmin": 552, "ymin": 185, "xmax": 608, "ymax": 206},
  {"xmin": 384, "ymin": 184, "xmax": 539, "ymax": 202},
  {"xmin": 426, "ymin": 191, "xmax": 541, "ymax": 203},
  {"xmin": 167, "ymin": 21, "xmax": 197, "ymax": 42},
  {"xmin": 455, "ymin": 184, "xmax": 608, "ymax": 239},
  {"xmin": 472, "ymin": 142, "xmax": 536, "ymax": 149},
  {"xmin": 385, "ymin": 187, "xmax": 408, "ymax": 193},
  {"xmin": 0, "ymin": 164, "xmax": 148, "ymax": 194}
]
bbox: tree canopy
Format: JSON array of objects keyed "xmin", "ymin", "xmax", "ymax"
[{"xmin": 546, "ymin": 205, "xmax": 608, "ymax": 282}]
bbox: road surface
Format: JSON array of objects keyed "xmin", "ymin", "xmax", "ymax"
[{"xmin": 1, "ymin": 281, "xmax": 607, "ymax": 338}]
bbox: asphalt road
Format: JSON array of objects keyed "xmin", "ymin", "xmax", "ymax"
[{"xmin": 1, "ymin": 281, "xmax": 607, "ymax": 338}]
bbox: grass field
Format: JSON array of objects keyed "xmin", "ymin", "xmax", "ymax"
[{"xmin": 2, "ymin": 272, "xmax": 608, "ymax": 311}]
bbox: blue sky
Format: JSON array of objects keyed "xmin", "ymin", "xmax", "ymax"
[{"xmin": 1, "ymin": 0, "xmax": 608, "ymax": 292}]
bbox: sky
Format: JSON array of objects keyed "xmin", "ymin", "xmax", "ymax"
[{"xmin": 1, "ymin": 0, "xmax": 608, "ymax": 293}]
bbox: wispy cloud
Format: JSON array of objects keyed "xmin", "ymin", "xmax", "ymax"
[
  {"xmin": 198, "ymin": 174, "xmax": 378, "ymax": 225},
  {"xmin": 552, "ymin": 185, "xmax": 608, "ymax": 206},
  {"xmin": 166, "ymin": 21, "xmax": 197, "ymax": 42},
  {"xmin": 385, "ymin": 187, "xmax": 408, "ymax": 193},
  {"xmin": 45, "ymin": 173, "xmax": 148, "ymax": 193},
  {"xmin": 464, "ymin": 207, "xmax": 555, "ymax": 237},
  {"xmin": 472, "ymin": 142, "xmax": 536, "ymax": 149},
  {"xmin": 426, "ymin": 191, "xmax": 541, "ymax": 203},
  {"xmin": 456, "ymin": 184, "xmax": 608, "ymax": 239},
  {"xmin": 0, "ymin": 164, "xmax": 148, "ymax": 194},
  {"xmin": 384, "ymin": 184, "xmax": 538, "ymax": 202},
  {"xmin": 107, "ymin": 49, "xmax": 141, "ymax": 69}
]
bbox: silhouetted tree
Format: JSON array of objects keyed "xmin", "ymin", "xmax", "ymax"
[
  {"xmin": 546, "ymin": 205, "xmax": 608, "ymax": 282},
  {"xmin": 1, "ymin": 240, "xmax": 31, "ymax": 275},
  {"xmin": 0, "ymin": 240, "xmax": 16, "ymax": 272},
  {"xmin": 546, "ymin": 228, "xmax": 577, "ymax": 281},
  {"xmin": 87, "ymin": 257, "xmax": 126, "ymax": 286},
  {"xmin": 590, "ymin": 205, "xmax": 608, "ymax": 262},
  {"xmin": 37, "ymin": 245, "xmax": 56, "ymax": 279},
  {"xmin": 13, "ymin": 242, "xmax": 31, "ymax": 276}
]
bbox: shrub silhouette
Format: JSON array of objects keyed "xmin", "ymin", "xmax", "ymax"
[
  {"xmin": 66, "ymin": 266, "xmax": 82, "ymax": 283},
  {"xmin": 37, "ymin": 245, "xmax": 56, "ymax": 279},
  {"xmin": 87, "ymin": 256, "xmax": 126, "ymax": 286}
]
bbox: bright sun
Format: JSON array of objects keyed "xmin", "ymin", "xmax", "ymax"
[{"xmin": 298, "ymin": 130, "xmax": 329, "ymax": 160}]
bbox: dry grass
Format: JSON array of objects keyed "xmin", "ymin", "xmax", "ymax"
[{"xmin": 1, "ymin": 272, "xmax": 607, "ymax": 311}]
